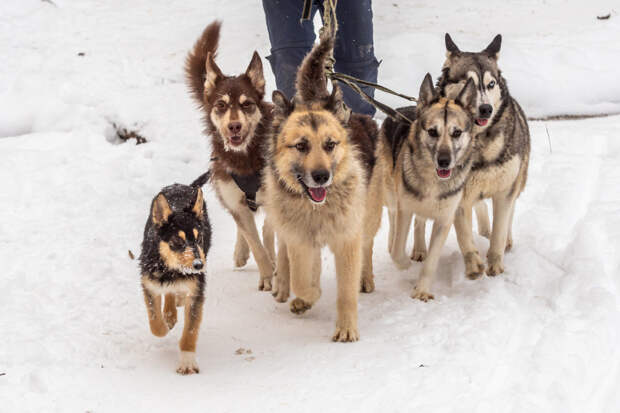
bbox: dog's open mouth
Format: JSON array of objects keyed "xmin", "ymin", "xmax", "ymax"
[
  {"xmin": 229, "ymin": 135, "xmax": 243, "ymax": 146},
  {"xmin": 307, "ymin": 187, "xmax": 327, "ymax": 203},
  {"xmin": 475, "ymin": 118, "xmax": 489, "ymax": 127},
  {"xmin": 436, "ymin": 168, "xmax": 452, "ymax": 179}
]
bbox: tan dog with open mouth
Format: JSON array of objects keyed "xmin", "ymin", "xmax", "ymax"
[
  {"xmin": 381, "ymin": 73, "xmax": 477, "ymax": 300},
  {"xmin": 263, "ymin": 29, "xmax": 384, "ymax": 341},
  {"xmin": 185, "ymin": 21, "xmax": 275, "ymax": 290}
]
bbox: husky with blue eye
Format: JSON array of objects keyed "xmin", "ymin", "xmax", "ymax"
[{"xmin": 139, "ymin": 172, "xmax": 211, "ymax": 375}]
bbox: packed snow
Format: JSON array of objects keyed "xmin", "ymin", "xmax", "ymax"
[{"xmin": 1, "ymin": 1, "xmax": 619, "ymax": 412}]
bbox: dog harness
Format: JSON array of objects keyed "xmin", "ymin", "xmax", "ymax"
[{"xmin": 230, "ymin": 172, "xmax": 261, "ymax": 212}]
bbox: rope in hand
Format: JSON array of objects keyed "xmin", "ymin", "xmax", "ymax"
[{"xmin": 300, "ymin": 0, "xmax": 416, "ymax": 124}]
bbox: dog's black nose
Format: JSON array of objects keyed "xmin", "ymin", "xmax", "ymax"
[
  {"xmin": 437, "ymin": 151, "xmax": 451, "ymax": 169},
  {"xmin": 192, "ymin": 259, "xmax": 203, "ymax": 270},
  {"xmin": 311, "ymin": 170, "xmax": 330, "ymax": 185},
  {"xmin": 228, "ymin": 122, "xmax": 242, "ymax": 134},
  {"xmin": 479, "ymin": 104, "xmax": 493, "ymax": 119}
]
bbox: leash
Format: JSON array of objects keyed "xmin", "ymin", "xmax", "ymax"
[{"xmin": 301, "ymin": 0, "xmax": 416, "ymax": 124}]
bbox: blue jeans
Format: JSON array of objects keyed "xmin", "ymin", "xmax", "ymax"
[{"xmin": 262, "ymin": 0, "xmax": 379, "ymax": 116}]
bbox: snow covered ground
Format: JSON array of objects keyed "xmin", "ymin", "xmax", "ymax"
[{"xmin": 1, "ymin": 1, "xmax": 619, "ymax": 412}]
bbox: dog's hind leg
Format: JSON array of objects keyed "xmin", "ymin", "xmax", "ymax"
[
  {"xmin": 177, "ymin": 285, "xmax": 204, "ymax": 375},
  {"xmin": 411, "ymin": 218, "xmax": 452, "ymax": 301},
  {"xmin": 163, "ymin": 293, "xmax": 177, "ymax": 330},
  {"xmin": 331, "ymin": 234, "xmax": 362, "ymax": 342},
  {"xmin": 474, "ymin": 201, "xmax": 491, "ymax": 239},
  {"xmin": 486, "ymin": 194, "xmax": 516, "ymax": 276},
  {"xmin": 411, "ymin": 216, "xmax": 427, "ymax": 261},
  {"xmin": 390, "ymin": 207, "xmax": 413, "ymax": 270},
  {"xmin": 262, "ymin": 218, "xmax": 276, "ymax": 264},
  {"xmin": 141, "ymin": 280, "xmax": 168, "ymax": 337},
  {"xmin": 233, "ymin": 208, "xmax": 274, "ymax": 291},
  {"xmin": 272, "ymin": 237, "xmax": 290, "ymax": 303},
  {"xmin": 454, "ymin": 204, "xmax": 485, "ymax": 280},
  {"xmin": 288, "ymin": 242, "xmax": 321, "ymax": 315},
  {"xmin": 233, "ymin": 226, "xmax": 250, "ymax": 268}
]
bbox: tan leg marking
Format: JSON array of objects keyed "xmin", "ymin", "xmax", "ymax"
[
  {"xmin": 412, "ymin": 218, "xmax": 453, "ymax": 301},
  {"xmin": 411, "ymin": 216, "xmax": 428, "ymax": 262},
  {"xmin": 163, "ymin": 293, "xmax": 177, "ymax": 330},
  {"xmin": 177, "ymin": 292, "xmax": 204, "ymax": 375},
  {"xmin": 233, "ymin": 226, "xmax": 250, "ymax": 268},
  {"xmin": 390, "ymin": 207, "xmax": 413, "ymax": 270},
  {"xmin": 142, "ymin": 284, "xmax": 168, "ymax": 337},
  {"xmin": 288, "ymin": 243, "xmax": 321, "ymax": 314},
  {"xmin": 331, "ymin": 234, "xmax": 362, "ymax": 342},
  {"xmin": 455, "ymin": 205, "xmax": 485, "ymax": 279}
]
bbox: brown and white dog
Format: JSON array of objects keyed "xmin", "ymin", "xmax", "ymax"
[
  {"xmin": 264, "ymin": 30, "xmax": 384, "ymax": 341},
  {"xmin": 185, "ymin": 21, "xmax": 275, "ymax": 290}
]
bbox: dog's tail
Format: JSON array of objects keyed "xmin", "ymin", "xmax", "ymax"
[
  {"xmin": 185, "ymin": 21, "xmax": 222, "ymax": 107},
  {"xmin": 191, "ymin": 170, "xmax": 211, "ymax": 188},
  {"xmin": 295, "ymin": 25, "xmax": 335, "ymax": 104}
]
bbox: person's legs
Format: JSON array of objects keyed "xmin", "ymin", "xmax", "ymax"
[
  {"xmin": 262, "ymin": 0, "xmax": 317, "ymax": 99},
  {"xmin": 332, "ymin": 0, "xmax": 379, "ymax": 116}
]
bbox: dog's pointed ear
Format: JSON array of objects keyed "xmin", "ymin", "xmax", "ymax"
[
  {"xmin": 152, "ymin": 194, "xmax": 172, "ymax": 226},
  {"xmin": 482, "ymin": 34, "xmax": 502, "ymax": 60},
  {"xmin": 245, "ymin": 51, "xmax": 265, "ymax": 97},
  {"xmin": 192, "ymin": 187, "xmax": 204, "ymax": 220},
  {"xmin": 418, "ymin": 73, "xmax": 437, "ymax": 107},
  {"xmin": 204, "ymin": 52, "xmax": 224, "ymax": 97},
  {"xmin": 325, "ymin": 83, "xmax": 351, "ymax": 124},
  {"xmin": 445, "ymin": 33, "xmax": 461, "ymax": 57},
  {"xmin": 272, "ymin": 90, "xmax": 293, "ymax": 118},
  {"xmin": 456, "ymin": 78, "xmax": 477, "ymax": 110}
]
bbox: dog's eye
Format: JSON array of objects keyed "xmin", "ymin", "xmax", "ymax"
[
  {"xmin": 242, "ymin": 101, "xmax": 254, "ymax": 109},
  {"xmin": 169, "ymin": 236, "xmax": 184, "ymax": 249},
  {"xmin": 427, "ymin": 128, "xmax": 439, "ymax": 138},
  {"xmin": 487, "ymin": 80, "xmax": 496, "ymax": 89},
  {"xmin": 215, "ymin": 101, "xmax": 227, "ymax": 111},
  {"xmin": 324, "ymin": 140, "xmax": 337, "ymax": 152},
  {"xmin": 295, "ymin": 141, "xmax": 308, "ymax": 153},
  {"xmin": 451, "ymin": 129, "xmax": 462, "ymax": 138}
]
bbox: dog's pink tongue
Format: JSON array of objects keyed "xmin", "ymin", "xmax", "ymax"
[
  {"xmin": 436, "ymin": 169, "xmax": 451, "ymax": 179},
  {"xmin": 308, "ymin": 187, "xmax": 326, "ymax": 202},
  {"xmin": 476, "ymin": 118, "xmax": 488, "ymax": 126}
]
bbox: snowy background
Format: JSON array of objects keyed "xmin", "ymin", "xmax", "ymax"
[{"xmin": 1, "ymin": 0, "xmax": 619, "ymax": 411}]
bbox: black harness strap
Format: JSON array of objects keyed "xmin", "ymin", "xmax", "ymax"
[{"xmin": 230, "ymin": 172, "xmax": 262, "ymax": 212}]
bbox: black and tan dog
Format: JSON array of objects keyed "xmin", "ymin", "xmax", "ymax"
[
  {"xmin": 425, "ymin": 34, "xmax": 531, "ymax": 279},
  {"xmin": 264, "ymin": 29, "xmax": 384, "ymax": 342},
  {"xmin": 185, "ymin": 21, "xmax": 275, "ymax": 291},
  {"xmin": 381, "ymin": 74, "xmax": 478, "ymax": 301},
  {"xmin": 139, "ymin": 173, "xmax": 211, "ymax": 375}
]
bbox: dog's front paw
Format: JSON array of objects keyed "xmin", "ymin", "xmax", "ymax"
[
  {"xmin": 411, "ymin": 248, "xmax": 427, "ymax": 262},
  {"xmin": 149, "ymin": 320, "xmax": 169, "ymax": 337},
  {"xmin": 332, "ymin": 323, "xmax": 359, "ymax": 342},
  {"xmin": 290, "ymin": 297, "xmax": 312, "ymax": 315},
  {"xmin": 505, "ymin": 235, "xmax": 513, "ymax": 252},
  {"xmin": 360, "ymin": 275, "xmax": 375, "ymax": 293},
  {"xmin": 258, "ymin": 276, "xmax": 272, "ymax": 292},
  {"xmin": 176, "ymin": 351, "xmax": 199, "ymax": 375},
  {"xmin": 411, "ymin": 285, "xmax": 434, "ymax": 302},
  {"xmin": 464, "ymin": 251, "xmax": 486, "ymax": 280},
  {"xmin": 272, "ymin": 276, "xmax": 290, "ymax": 303},
  {"xmin": 486, "ymin": 252, "xmax": 505, "ymax": 276}
]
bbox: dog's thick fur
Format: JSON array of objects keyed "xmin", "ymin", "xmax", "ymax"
[
  {"xmin": 381, "ymin": 74, "xmax": 478, "ymax": 300},
  {"xmin": 429, "ymin": 34, "xmax": 531, "ymax": 279},
  {"xmin": 140, "ymin": 178, "xmax": 211, "ymax": 374},
  {"xmin": 185, "ymin": 21, "xmax": 275, "ymax": 290},
  {"xmin": 263, "ymin": 31, "xmax": 383, "ymax": 341}
]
